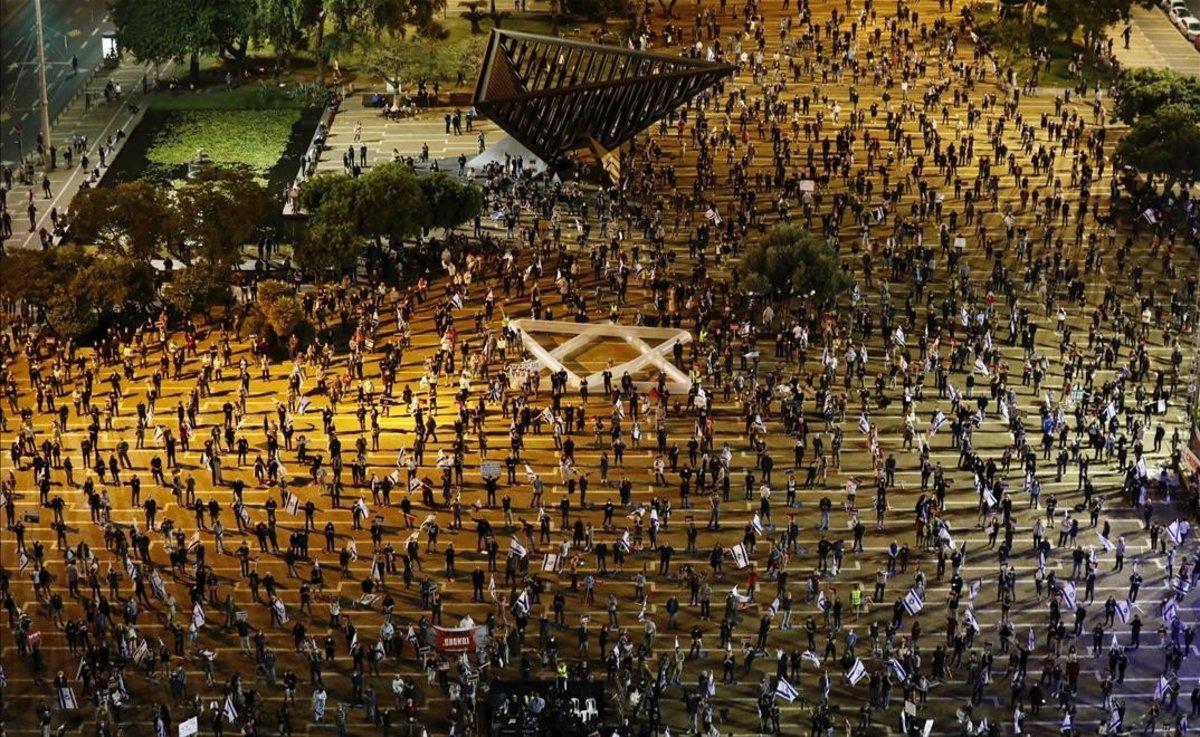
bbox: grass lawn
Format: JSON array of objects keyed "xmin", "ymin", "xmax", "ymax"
[{"xmin": 145, "ymin": 108, "xmax": 303, "ymax": 173}]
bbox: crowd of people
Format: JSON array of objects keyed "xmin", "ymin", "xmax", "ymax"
[{"xmin": 2, "ymin": 0, "xmax": 1200, "ymax": 736}]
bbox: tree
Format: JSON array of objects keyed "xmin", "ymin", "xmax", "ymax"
[
  {"xmin": 174, "ymin": 169, "xmax": 269, "ymax": 269},
  {"xmin": 367, "ymin": 38, "xmax": 462, "ymax": 93},
  {"xmin": 70, "ymin": 182, "xmax": 179, "ymax": 261},
  {"xmin": 460, "ymin": 1, "xmax": 486, "ymax": 33},
  {"xmin": 356, "ymin": 162, "xmax": 425, "ymax": 242},
  {"xmin": 740, "ymin": 225, "xmax": 851, "ymax": 307},
  {"xmin": 110, "ymin": 0, "xmax": 256, "ymax": 80},
  {"xmin": 1113, "ymin": 67, "xmax": 1200, "ymax": 124},
  {"xmin": 0, "ymin": 247, "xmax": 155, "ymax": 339},
  {"xmin": 162, "ymin": 262, "xmax": 235, "ymax": 317},
  {"xmin": 1115, "ymin": 104, "xmax": 1200, "ymax": 191},
  {"xmin": 265, "ymin": 295, "xmax": 305, "ymax": 336},
  {"xmin": 419, "ymin": 172, "xmax": 483, "ymax": 231}
]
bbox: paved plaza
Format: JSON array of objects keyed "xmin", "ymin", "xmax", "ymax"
[{"xmin": 1, "ymin": 0, "xmax": 1199, "ymax": 736}]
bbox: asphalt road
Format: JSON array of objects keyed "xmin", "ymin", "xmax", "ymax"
[{"xmin": 0, "ymin": 0, "xmax": 112, "ymax": 165}]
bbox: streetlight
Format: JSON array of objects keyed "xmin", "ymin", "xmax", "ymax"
[{"xmin": 33, "ymin": 0, "xmax": 53, "ymax": 169}]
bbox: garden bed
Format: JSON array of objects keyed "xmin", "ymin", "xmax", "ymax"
[{"xmin": 103, "ymin": 106, "xmax": 323, "ymax": 203}]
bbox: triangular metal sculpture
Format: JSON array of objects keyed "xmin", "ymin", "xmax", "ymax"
[{"xmin": 473, "ymin": 30, "xmax": 733, "ymax": 174}]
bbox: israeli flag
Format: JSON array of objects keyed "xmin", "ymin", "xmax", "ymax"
[
  {"xmin": 928, "ymin": 410, "xmax": 947, "ymax": 436},
  {"xmin": 1155, "ymin": 676, "xmax": 1169, "ymax": 700},
  {"xmin": 847, "ymin": 658, "xmax": 868, "ymax": 685},
  {"xmin": 286, "ymin": 494, "xmax": 300, "ymax": 516},
  {"xmin": 751, "ymin": 514, "xmax": 764, "ymax": 536},
  {"xmin": 982, "ymin": 488, "xmax": 997, "ymax": 508},
  {"xmin": 297, "ymin": 396, "xmax": 311, "ymax": 415},
  {"xmin": 889, "ymin": 657, "xmax": 907, "ymax": 682},
  {"xmin": 968, "ymin": 579, "xmax": 981, "ymax": 600},
  {"xmin": 858, "ymin": 413, "xmax": 871, "ymax": 435},
  {"xmin": 1097, "ymin": 533, "xmax": 1115, "ymax": 553},
  {"xmin": 730, "ymin": 543, "xmax": 750, "ymax": 569},
  {"xmin": 768, "ymin": 598, "xmax": 780, "ymax": 617},
  {"xmin": 618, "ymin": 531, "xmax": 632, "ymax": 552},
  {"xmin": 223, "ymin": 695, "xmax": 238, "ymax": 724},
  {"xmin": 509, "ymin": 538, "xmax": 527, "ymax": 558},
  {"xmin": 973, "ymin": 356, "xmax": 989, "ymax": 376},
  {"xmin": 963, "ymin": 609, "xmax": 980, "ymax": 632},
  {"xmin": 1166, "ymin": 520, "xmax": 1184, "ymax": 545},
  {"xmin": 1115, "ymin": 599, "xmax": 1131, "ymax": 623},
  {"xmin": 515, "ymin": 589, "xmax": 530, "ymax": 614},
  {"xmin": 775, "ymin": 677, "xmax": 799, "ymax": 702},
  {"xmin": 192, "ymin": 603, "xmax": 206, "ymax": 628},
  {"xmin": 902, "ymin": 590, "xmax": 924, "ymax": 616},
  {"xmin": 802, "ymin": 651, "xmax": 822, "ymax": 668},
  {"xmin": 1061, "ymin": 581, "xmax": 1077, "ymax": 610},
  {"xmin": 1060, "ymin": 713, "xmax": 1071, "ymax": 731}
]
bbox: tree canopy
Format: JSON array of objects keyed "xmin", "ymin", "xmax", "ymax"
[
  {"xmin": 1112, "ymin": 67, "xmax": 1200, "ymax": 124},
  {"xmin": 0, "ymin": 247, "xmax": 156, "ymax": 339},
  {"xmin": 70, "ymin": 182, "xmax": 180, "ymax": 261},
  {"xmin": 1115, "ymin": 103, "xmax": 1200, "ymax": 190},
  {"xmin": 295, "ymin": 164, "xmax": 483, "ymax": 275},
  {"xmin": 740, "ymin": 225, "xmax": 851, "ymax": 307}
]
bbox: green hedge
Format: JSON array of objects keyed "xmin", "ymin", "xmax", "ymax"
[{"xmin": 146, "ymin": 109, "xmax": 302, "ymax": 173}]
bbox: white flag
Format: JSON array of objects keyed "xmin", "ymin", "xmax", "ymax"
[
  {"xmin": 192, "ymin": 604, "xmax": 206, "ymax": 628},
  {"xmin": 1097, "ymin": 533, "xmax": 1115, "ymax": 552}
]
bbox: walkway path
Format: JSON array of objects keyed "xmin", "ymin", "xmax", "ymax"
[
  {"xmin": 1110, "ymin": 5, "xmax": 1200, "ymax": 74},
  {"xmin": 2, "ymin": 55, "xmax": 156, "ymax": 251}
]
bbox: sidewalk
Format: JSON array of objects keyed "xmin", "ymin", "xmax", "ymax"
[
  {"xmin": 2, "ymin": 56, "xmax": 155, "ymax": 251},
  {"xmin": 1110, "ymin": 5, "xmax": 1200, "ymax": 73}
]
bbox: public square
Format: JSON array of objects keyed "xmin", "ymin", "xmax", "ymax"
[{"xmin": 1, "ymin": 0, "xmax": 1199, "ymax": 735}]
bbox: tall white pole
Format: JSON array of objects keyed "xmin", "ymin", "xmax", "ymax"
[{"xmin": 33, "ymin": 0, "xmax": 54, "ymax": 169}]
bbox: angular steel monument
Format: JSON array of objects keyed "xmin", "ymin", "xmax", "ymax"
[{"xmin": 472, "ymin": 30, "xmax": 734, "ymax": 176}]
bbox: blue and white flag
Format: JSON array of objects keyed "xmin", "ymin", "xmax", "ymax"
[
  {"xmin": 889, "ymin": 658, "xmax": 907, "ymax": 682},
  {"xmin": 802, "ymin": 651, "xmax": 822, "ymax": 668},
  {"xmin": 902, "ymin": 590, "xmax": 924, "ymax": 616},
  {"xmin": 1097, "ymin": 533, "xmax": 1115, "ymax": 552},
  {"xmin": 509, "ymin": 538, "xmax": 527, "ymax": 558},
  {"xmin": 1061, "ymin": 582, "xmax": 1077, "ymax": 610},
  {"xmin": 1115, "ymin": 599, "xmax": 1131, "ymax": 623},
  {"xmin": 751, "ymin": 514, "xmax": 764, "ymax": 536},
  {"xmin": 775, "ymin": 677, "xmax": 799, "ymax": 702},
  {"xmin": 847, "ymin": 658, "xmax": 868, "ymax": 685},
  {"xmin": 223, "ymin": 696, "xmax": 239, "ymax": 724},
  {"xmin": 858, "ymin": 413, "xmax": 871, "ymax": 435}
]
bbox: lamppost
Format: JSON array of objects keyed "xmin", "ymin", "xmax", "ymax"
[{"xmin": 33, "ymin": 0, "xmax": 54, "ymax": 169}]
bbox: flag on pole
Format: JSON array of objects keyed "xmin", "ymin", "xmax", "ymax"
[
  {"xmin": 192, "ymin": 603, "xmax": 206, "ymax": 628},
  {"xmin": 1115, "ymin": 600, "xmax": 1131, "ymax": 623},
  {"xmin": 927, "ymin": 410, "xmax": 947, "ymax": 436},
  {"xmin": 286, "ymin": 494, "xmax": 300, "ymax": 516},
  {"xmin": 847, "ymin": 658, "xmax": 868, "ymax": 685},
  {"xmin": 1097, "ymin": 533, "xmax": 1115, "ymax": 552},
  {"xmin": 963, "ymin": 609, "xmax": 980, "ymax": 632},
  {"xmin": 968, "ymin": 580, "xmax": 982, "ymax": 600},
  {"xmin": 775, "ymin": 677, "xmax": 799, "ymax": 702},
  {"xmin": 1155, "ymin": 676, "xmax": 1169, "ymax": 701},
  {"xmin": 802, "ymin": 651, "xmax": 822, "ymax": 668},
  {"xmin": 858, "ymin": 413, "xmax": 871, "ymax": 435},
  {"xmin": 1165, "ymin": 520, "xmax": 1184, "ymax": 545},
  {"xmin": 730, "ymin": 543, "xmax": 750, "ymax": 569},
  {"xmin": 487, "ymin": 575, "xmax": 497, "ymax": 601},
  {"xmin": 297, "ymin": 396, "xmax": 311, "ymax": 414},
  {"xmin": 223, "ymin": 696, "xmax": 238, "ymax": 724},
  {"xmin": 509, "ymin": 538, "xmax": 527, "ymax": 558},
  {"xmin": 1162, "ymin": 599, "xmax": 1178, "ymax": 623},
  {"xmin": 889, "ymin": 658, "xmax": 908, "ymax": 682},
  {"xmin": 1061, "ymin": 581, "xmax": 1077, "ymax": 610},
  {"xmin": 751, "ymin": 514, "xmax": 764, "ymax": 536},
  {"xmin": 902, "ymin": 590, "xmax": 924, "ymax": 615}
]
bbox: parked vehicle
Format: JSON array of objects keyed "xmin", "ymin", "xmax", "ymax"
[{"xmin": 1181, "ymin": 16, "xmax": 1200, "ymax": 38}]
